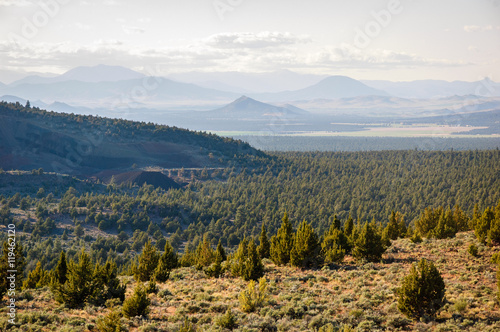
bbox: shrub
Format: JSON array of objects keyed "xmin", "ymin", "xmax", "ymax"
[
  {"xmin": 96, "ymin": 310, "xmax": 125, "ymax": 332},
  {"xmin": 398, "ymin": 258, "xmax": 446, "ymax": 319},
  {"xmin": 122, "ymin": 284, "xmax": 150, "ymax": 318},
  {"xmin": 216, "ymin": 309, "xmax": 238, "ymax": 330},
  {"xmin": 239, "ymin": 277, "xmax": 268, "ymax": 313},
  {"xmin": 468, "ymin": 243, "xmax": 478, "ymax": 257}
]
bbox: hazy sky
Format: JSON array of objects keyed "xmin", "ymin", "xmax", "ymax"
[{"xmin": 1, "ymin": 0, "xmax": 499, "ymax": 83}]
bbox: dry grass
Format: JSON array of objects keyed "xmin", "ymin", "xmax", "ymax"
[{"xmin": 2, "ymin": 232, "xmax": 500, "ymax": 331}]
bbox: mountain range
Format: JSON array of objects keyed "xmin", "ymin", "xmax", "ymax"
[{"xmin": 2, "ymin": 65, "xmax": 500, "ymax": 111}]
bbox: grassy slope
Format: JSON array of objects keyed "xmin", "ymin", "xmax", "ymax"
[{"xmin": 3, "ymin": 232, "xmax": 500, "ymax": 331}]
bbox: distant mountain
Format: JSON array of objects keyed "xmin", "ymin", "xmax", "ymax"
[
  {"xmin": 168, "ymin": 70, "xmax": 327, "ymax": 93},
  {"xmin": 252, "ymin": 76, "xmax": 389, "ymax": 102},
  {"xmin": 362, "ymin": 78, "xmax": 500, "ymax": 99},
  {"xmin": 0, "ymin": 77, "xmax": 239, "ymax": 107},
  {"xmin": 0, "ymin": 101, "xmax": 262, "ymax": 176},
  {"xmin": 207, "ymin": 96, "xmax": 308, "ymax": 119},
  {"xmin": 9, "ymin": 65, "xmax": 145, "ymax": 86}
]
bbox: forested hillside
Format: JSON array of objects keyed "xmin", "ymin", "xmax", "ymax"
[{"xmin": 0, "ymin": 101, "xmax": 263, "ymax": 175}]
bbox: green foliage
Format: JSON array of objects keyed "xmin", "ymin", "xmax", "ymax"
[
  {"xmin": 0, "ymin": 240, "xmax": 25, "ymax": 298},
  {"xmin": 239, "ymin": 277, "xmax": 268, "ymax": 313},
  {"xmin": 216, "ymin": 309, "xmax": 238, "ymax": 330},
  {"xmin": 178, "ymin": 318, "xmax": 196, "ymax": 332},
  {"xmin": 122, "ymin": 284, "xmax": 151, "ymax": 318},
  {"xmin": 231, "ymin": 237, "xmax": 264, "ymax": 281},
  {"xmin": 194, "ymin": 234, "xmax": 215, "ymax": 270},
  {"xmin": 134, "ymin": 240, "xmax": 160, "ymax": 282},
  {"xmin": 353, "ymin": 220, "xmax": 386, "ymax": 262},
  {"xmin": 398, "ymin": 258, "xmax": 446, "ymax": 319},
  {"xmin": 290, "ymin": 220, "xmax": 322, "ymax": 268},
  {"xmin": 23, "ymin": 261, "xmax": 50, "ymax": 289},
  {"xmin": 93, "ymin": 260, "xmax": 126, "ymax": 305},
  {"xmin": 257, "ymin": 223, "xmax": 270, "ymax": 259},
  {"xmin": 322, "ymin": 216, "xmax": 350, "ymax": 264},
  {"xmin": 205, "ymin": 239, "xmax": 226, "ymax": 278},
  {"xmin": 96, "ymin": 310, "xmax": 125, "ymax": 332},
  {"xmin": 53, "ymin": 251, "xmax": 68, "ymax": 285},
  {"xmin": 270, "ymin": 212, "xmax": 293, "ymax": 266},
  {"xmin": 52, "ymin": 249, "xmax": 96, "ymax": 308},
  {"xmin": 154, "ymin": 240, "xmax": 178, "ymax": 282},
  {"xmin": 468, "ymin": 243, "xmax": 478, "ymax": 257}
]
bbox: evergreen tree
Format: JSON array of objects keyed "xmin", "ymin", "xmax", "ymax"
[
  {"xmin": 23, "ymin": 261, "xmax": 50, "ymax": 289},
  {"xmin": 398, "ymin": 259, "xmax": 446, "ymax": 319},
  {"xmin": 290, "ymin": 220, "xmax": 322, "ymax": 269},
  {"xmin": 134, "ymin": 240, "xmax": 160, "ymax": 282},
  {"xmin": 352, "ymin": 220, "xmax": 386, "ymax": 262},
  {"xmin": 53, "ymin": 249, "xmax": 96, "ymax": 308},
  {"xmin": 383, "ymin": 211, "xmax": 400, "ymax": 242},
  {"xmin": 53, "ymin": 251, "xmax": 68, "ymax": 285},
  {"xmin": 0, "ymin": 240, "xmax": 25, "ymax": 298},
  {"xmin": 475, "ymin": 207, "xmax": 495, "ymax": 244},
  {"xmin": 195, "ymin": 234, "xmax": 215, "ymax": 269},
  {"xmin": 231, "ymin": 238, "xmax": 263, "ymax": 281},
  {"xmin": 93, "ymin": 260, "xmax": 126, "ymax": 305},
  {"xmin": 321, "ymin": 227, "xmax": 348, "ymax": 264},
  {"xmin": 216, "ymin": 238, "xmax": 227, "ymax": 262},
  {"xmin": 154, "ymin": 240, "xmax": 178, "ymax": 282},
  {"xmin": 270, "ymin": 212, "xmax": 293, "ymax": 265},
  {"xmin": 122, "ymin": 284, "xmax": 150, "ymax": 318},
  {"xmin": 432, "ymin": 208, "xmax": 456, "ymax": 239},
  {"xmin": 257, "ymin": 223, "xmax": 270, "ymax": 259},
  {"xmin": 343, "ymin": 214, "xmax": 355, "ymax": 248}
]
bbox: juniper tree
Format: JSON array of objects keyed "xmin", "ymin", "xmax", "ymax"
[
  {"xmin": 53, "ymin": 249, "xmax": 96, "ymax": 308},
  {"xmin": 232, "ymin": 237, "xmax": 263, "ymax": 281},
  {"xmin": 0, "ymin": 240, "xmax": 25, "ymax": 298},
  {"xmin": 53, "ymin": 251, "xmax": 68, "ymax": 285},
  {"xmin": 270, "ymin": 212, "xmax": 293, "ymax": 266},
  {"xmin": 475, "ymin": 207, "xmax": 495, "ymax": 244},
  {"xmin": 122, "ymin": 284, "xmax": 150, "ymax": 318},
  {"xmin": 257, "ymin": 223, "xmax": 270, "ymax": 259},
  {"xmin": 154, "ymin": 240, "xmax": 178, "ymax": 282},
  {"xmin": 398, "ymin": 258, "xmax": 445, "ymax": 319},
  {"xmin": 290, "ymin": 220, "xmax": 322, "ymax": 269},
  {"xmin": 322, "ymin": 227, "xmax": 348, "ymax": 264},
  {"xmin": 134, "ymin": 240, "xmax": 160, "ymax": 282},
  {"xmin": 93, "ymin": 259, "xmax": 126, "ymax": 305},
  {"xmin": 195, "ymin": 234, "xmax": 215, "ymax": 269},
  {"xmin": 23, "ymin": 261, "xmax": 51, "ymax": 289},
  {"xmin": 353, "ymin": 220, "xmax": 386, "ymax": 262}
]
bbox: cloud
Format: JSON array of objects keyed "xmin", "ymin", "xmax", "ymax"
[
  {"xmin": 122, "ymin": 26, "xmax": 145, "ymax": 34},
  {"xmin": 0, "ymin": 0, "xmax": 32, "ymax": 6},
  {"xmin": 464, "ymin": 25, "xmax": 500, "ymax": 32},
  {"xmin": 205, "ymin": 31, "xmax": 311, "ymax": 49}
]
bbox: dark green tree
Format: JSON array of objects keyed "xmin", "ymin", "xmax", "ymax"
[
  {"xmin": 134, "ymin": 240, "xmax": 160, "ymax": 282},
  {"xmin": 257, "ymin": 223, "xmax": 270, "ymax": 259},
  {"xmin": 23, "ymin": 261, "xmax": 50, "ymax": 289},
  {"xmin": 154, "ymin": 240, "xmax": 178, "ymax": 282},
  {"xmin": 270, "ymin": 212, "xmax": 293, "ymax": 266},
  {"xmin": 122, "ymin": 284, "xmax": 150, "ymax": 318},
  {"xmin": 53, "ymin": 251, "xmax": 68, "ymax": 285},
  {"xmin": 290, "ymin": 220, "xmax": 321, "ymax": 269},
  {"xmin": 231, "ymin": 238, "xmax": 263, "ymax": 281},
  {"xmin": 93, "ymin": 260, "xmax": 126, "ymax": 305},
  {"xmin": 398, "ymin": 258, "xmax": 446, "ymax": 319},
  {"xmin": 475, "ymin": 207, "xmax": 495, "ymax": 244},
  {"xmin": 353, "ymin": 220, "xmax": 386, "ymax": 262}
]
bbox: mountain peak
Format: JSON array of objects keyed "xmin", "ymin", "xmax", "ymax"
[{"xmin": 59, "ymin": 65, "xmax": 145, "ymax": 83}]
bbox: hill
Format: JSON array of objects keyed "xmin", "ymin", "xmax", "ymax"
[
  {"xmin": 106, "ymin": 170, "xmax": 181, "ymax": 190},
  {"xmin": 9, "ymin": 65, "xmax": 146, "ymax": 86},
  {"xmin": 253, "ymin": 75, "xmax": 389, "ymax": 102},
  {"xmin": 207, "ymin": 96, "xmax": 308, "ymax": 119},
  {"xmin": 0, "ymin": 101, "xmax": 263, "ymax": 176}
]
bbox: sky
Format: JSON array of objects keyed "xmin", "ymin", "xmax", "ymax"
[{"xmin": 1, "ymin": 0, "xmax": 499, "ymax": 83}]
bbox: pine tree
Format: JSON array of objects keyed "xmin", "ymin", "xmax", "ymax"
[
  {"xmin": 195, "ymin": 234, "xmax": 215, "ymax": 269},
  {"xmin": 383, "ymin": 211, "xmax": 401, "ymax": 242},
  {"xmin": 216, "ymin": 238, "xmax": 227, "ymax": 262},
  {"xmin": 231, "ymin": 238, "xmax": 263, "ymax": 281},
  {"xmin": 290, "ymin": 220, "xmax": 322, "ymax": 269},
  {"xmin": 321, "ymin": 227, "xmax": 348, "ymax": 264},
  {"xmin": 475, "ymin": 207, "xmax": 495, "ymax": 244},
  {"xmin": 398, "ymin": 258, "xmax": 445, "ymax": 319},
  {"xmin": 270, "ymin": 212, "xmax": 293, "ymax": 265},
  {"xmin": 257, "ymin": 223, "xmax": 270, "ymax": 259},
  {"xmin": 122, "ymin": 284, "xmax": 150, "ymax": 318},
  {"xmin": 93, "ymin": 260, "xmax": 126, "ymax": 305},
  {"xmin": 343, "ymin": 214, "xmax": 355, "ymax": 248},
  {"xmin": 353, "ymin": 220, "xmax": 386, "ymax": 262},
  {"xmin": 23, "ymin": 261, "xmax": 51, "ymax": 289},
  {"xmin": 134, "ymin": 240, "xmax": 160, "ymax": 282},
  {"xmin": 53, "ymin": 251, "xmax": 68, "ymax": 285},
  {"xmin": 53, "ymin": 249, "xmax": 96, "ymax": 308},
  {"xmin": 154, "ymin": 240, "xmax": 178, "ymax": 282},
  {"xmin": 0, "ymin": 240, "xmax": 25, "ymax": 298}
]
